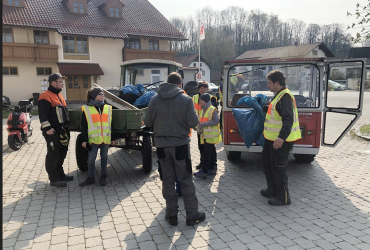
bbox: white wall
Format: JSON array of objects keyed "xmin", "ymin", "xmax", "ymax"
[
  {"xmin": 182, "ymin": 69, "xmax": 197, "ymax": 85},
  {"xmin": 189, "ymin": 61, "xmax": 210, "ymax": 82}
]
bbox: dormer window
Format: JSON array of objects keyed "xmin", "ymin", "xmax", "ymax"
[
  {"xmin": 73, "ymin": 2, "xmax": 84, "ymax": 13},
  {"xmin": 98, "ymin": 0, "xmax": 124, "ymax": 18},
  {"xmin": 3, "ymin": 0, "xmax": 25, "ymax": 7},
  {"xmin": 64, "ymin": 0, "xmax": 88, "ymax": 14},
  {"xmin": 110, "ymin": 7, "xmax": 119, "ymax": 17}
]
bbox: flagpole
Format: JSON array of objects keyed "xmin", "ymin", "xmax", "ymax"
[{"xmin": 199, "ymin": 19, "xmax": 201, "ymax": 81}]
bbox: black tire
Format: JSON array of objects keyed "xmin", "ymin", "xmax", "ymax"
[
  {"xmin": 8, "ymin": 134, "xmax": 22, "ymax": 151},
  {"xmin": 226, "ymin": 151, "xmax": 241, "ymax": 161},
  {"xmin": 76, "ymin": 134, "xmax": 88, "ymax": 171},
  {"xmin": 294, "ymin": 154, "xmax": 316, "ymax": 163},
  {"xmin": 142, "ymin": 134, "xmax": 152, "ymax": 173}
]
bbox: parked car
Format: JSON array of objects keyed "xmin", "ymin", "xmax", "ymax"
[
  {"xmin": 208, "ymin": 82, "xmax": 219, "ymax": 99},
  {"xmin": 3, "ymin": 95, "xmax": 11, "ymax": 109},
  {"xmin": 334, "ymin": 80, "xmax": 347, "ymax": 90},
  {"xmin": 328, "ymin": 80, "xmax": 345, "ymax": 91}
]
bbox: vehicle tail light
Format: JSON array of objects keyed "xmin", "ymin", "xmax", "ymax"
[
  {"xmin": 230, "ymin": 129, "xmax": 237, "ymax": 134},
  {"xmin": 306, "ymin": 130, "xmax": 314, "ymax": 135}
]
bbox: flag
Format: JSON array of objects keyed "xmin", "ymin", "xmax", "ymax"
[{"xmin": 200, "ymin": 22, "xmax": 205, "ymax": 40}]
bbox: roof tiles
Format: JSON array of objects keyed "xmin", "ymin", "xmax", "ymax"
[{"xmin": 2, "ymin": 0, "xmax": 186, "ymax": 40}]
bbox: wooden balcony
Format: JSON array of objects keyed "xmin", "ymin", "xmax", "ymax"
[
  {"xmin": 124, "ymin": 48, "xmax": 177, "ymax": 61},
  {"xmin": 3, "ymin": 43, "xmax": 58, "ymax": 62}
]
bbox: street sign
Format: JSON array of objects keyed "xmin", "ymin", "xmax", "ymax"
[{"xmin": 196, "ymin": 73, "xmax": 202, "ymax": 80}]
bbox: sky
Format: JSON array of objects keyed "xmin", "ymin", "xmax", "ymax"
[{"xmin": 149, "ymin": 0, "xmax": 368, "ymax": 39}]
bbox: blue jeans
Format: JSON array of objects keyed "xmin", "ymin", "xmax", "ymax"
[{"xmin": 88, "ymin": 143, "xmax": 109, "ymax": 177}]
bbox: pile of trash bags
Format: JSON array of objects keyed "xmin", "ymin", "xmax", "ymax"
[
  {"xmin": 118, "ymin": 84, "xmax": 156, "ymax": 108},
  {"xmin": 232, "ymin": 94, "xmax": 267, "ymax": 148}
]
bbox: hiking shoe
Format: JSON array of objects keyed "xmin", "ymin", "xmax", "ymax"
[
  {"xmin": 60, "ymin": 175, "xmax": 74, "ymax": 181},
  {"xmin": 268, "ymin": 197, "xmax": 291, "ymax": 206},
  {"xmin": 50, "ymin": 181, "xmax": 67, "ymax": 187},
  {"xmin": 260, "ymin": 189, "xmax": 276, "ymax": 198},
  {"xmin": 207, "ymin": 169, "xmax": 217, "ymax": 175},
  {"xmin": 79, "ymin": 177, "xmax": 95, "ymax": 187},
  {"xmin": 193, "ymin": 170, "xmax": 207, "ymax": 179},
  {"xmin": 99, "ymin": 174, "xmax": 107, "ymax": 186},
  {"xmin": 186, "ymin": 211, "xmax": 206, "ymax": 226},
  {"xmin": 165, "ymin": 214, "xmax": 178, "ymax": 226}
]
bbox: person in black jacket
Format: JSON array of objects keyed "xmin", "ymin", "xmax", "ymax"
[
  {"xmin": 38, "ymin": 73, "xmax": 72, "ymax": 187},
  {"xmin": 79, "ymin": 88, "xmax": 115, "ymax": 187}
]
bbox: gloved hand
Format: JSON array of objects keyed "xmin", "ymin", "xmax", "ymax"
[
  {"xmin": 60, "ymin": 130, "xmax": 69, "ymax": 146},
  {"xmin": 197, "ymin": 123, "xmax": 203, "ymax": 134}
]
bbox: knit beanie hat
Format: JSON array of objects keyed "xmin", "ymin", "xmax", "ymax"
[
  {"xmin": 200, "ymin": 93, "xmax": 210, "ymax": 103},
  {"xmin": 91, "ymin": 88, "xmax": 103, "ymax": 100}
]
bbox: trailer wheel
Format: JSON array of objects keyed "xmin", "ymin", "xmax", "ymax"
[
  {"xmin": 76, "ymin": 134, "xmax": 88, "ymax": 171},
  {"xmin": 226, "ymin": 151, "xmax": 241, "ymax": 161},
  {"xmin": 142, "ymin": 134, "xmax": 152, "ymax": 173},
  {"xmin": 294, "ymin": 154, "xmax": 316, "ymax": 163}
]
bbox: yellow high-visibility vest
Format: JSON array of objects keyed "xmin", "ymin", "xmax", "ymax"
[
  {"xmin": 199, "ymin": 105, "xmax": 222, "ymax": 144},
  {"xmin": 263, "ymin": 88, "xmax": 301, "ymax": 142},
  {"xmin": 82, "ymin": 105, "xmax": 112, "ymax": 145}
]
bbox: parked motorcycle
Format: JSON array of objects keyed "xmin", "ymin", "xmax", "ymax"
[{"xmin": 6, "ymin": 98, "xmax": 34, "ymax": 151}]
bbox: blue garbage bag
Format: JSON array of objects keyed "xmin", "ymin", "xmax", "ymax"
[
  {"xmin": 133, "ymin": 91, "xmax": 157, "ymax": 107},
  {"xmin": 232, "ymin": 94, "xmax": 267, "ymax": 148},
  {"xmin": 120, "ymin": 85, "xmax": 139, "ymax": 95},
  {"xmin": 136, "ymin": 84, "xmax": 144, "ymax": 93}
]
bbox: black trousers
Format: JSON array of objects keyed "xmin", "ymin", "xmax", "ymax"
[
  {"xmin": 198, "ymin": 134, "xmax": 217, "ymax": 173},
  {"xmin": 262, "ymin": 139, "xmax": 294, "ymax": 202},
  {"xmin": 42, "ymin": 130, "xmax": 70, "ymax": 182}
]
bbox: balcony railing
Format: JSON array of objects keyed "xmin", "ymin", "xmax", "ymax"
[
  {"xmin": 124, "ymin": 48, "xmax": 177, "ymax": 61},
  {"xmin": 3, "ymin": 43, "xmax": 58, "ymax": 62}
]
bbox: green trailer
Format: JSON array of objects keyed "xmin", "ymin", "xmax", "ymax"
[{"xmin": 69, "ymin": 59, "xmax": 183, "ymax": 173}]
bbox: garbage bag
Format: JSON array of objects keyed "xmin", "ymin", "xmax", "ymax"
[
  {"xmin": 133, "ymin": 91, "xmax": 157, "ymax": 108},
  {"xmin": 233, "ymin": 94, "xmax": 267, "ymax": 148},
  {"xmin": 136, "ymin": 84, "xmax": 144, "ymax": 93},
  {"xmin": 120, "ymin": 85, "xmax": 139, "ymax": 95}
]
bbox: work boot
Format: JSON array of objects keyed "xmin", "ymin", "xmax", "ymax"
[
  {"xmin": 60, "ymin": 175, "xmax": 74, "ymax": 181},
  {"xmin": 186, "ymin": 211, "xmax": 206, "ymax": 226},
  {"xmin": 99, "ymin": 174, "xmax": 107, "ymax": 186},
  {"xmin": 79, "ymin": 176, "xmax": 95, "ymax": 187},
  {"xmin": 50, "ymin": 181, "xmax": 67, "ymax": 187},
  {"xmin": 268, "ymin": 197, "xmax": 291, "ymax": 206},
  {"xmin": 165, "ymin": 214, "xmax": 178, "ymax": 226},
  {"xmin": 260, "ymin": 189, "xmax": 276, "ymax": 198}
]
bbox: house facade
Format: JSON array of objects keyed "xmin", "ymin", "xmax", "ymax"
[
  {"xmin": 2, "ymin": 0, "xmax": 185, "ymax": 103},
  {"xmin": 175, "ymin": 54, "xmax": 211, "ymax": 84}
]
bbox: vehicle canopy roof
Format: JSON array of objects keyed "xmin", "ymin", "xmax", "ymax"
[
  {"xmin": 223, "ymin": 57, "xmax": 326, "ymax": 65},
  {"xmin": 120, "ymin": 59, "xmax": 182, "ymax": 68}
]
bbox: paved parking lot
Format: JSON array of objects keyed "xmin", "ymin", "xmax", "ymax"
[{"xmin": 2, "ymin": 92, "xmax": 370, "ymax": 250}]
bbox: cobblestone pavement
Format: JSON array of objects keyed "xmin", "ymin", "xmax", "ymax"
[{"xmin": 3, "ymin": 93, "xmax": 370, "ymax": 250}]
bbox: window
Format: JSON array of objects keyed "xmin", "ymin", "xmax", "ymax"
[
  {"xmin": 137, "ymin": 69, "xmax": 144, "ymax": 76},
  {"xmin": 151, "ymin": 69, "xmax": 161, "ymax": 83},
  {"xmin": 129, "ymin": 38, "xmax": 140, "ymax": 50},
  {"xmin": 72, "ymin": 2, "xmax": 84, "ymax": 13},
  {"xmin": 34, "ymin": 30, "xmax": 49, "ymax": 44},
  {"xmin": 193, "ymin": 63, "xmax": 196, "ymax": 67},
  {"xmin": 109, "ymin": 7, "xmax": 120, "ymax": 17},
  {"xmin": 3, "ymin": 28, "xmax": 13, "ymax": 43},
  {"xmin": 149, "ymin": 39, "xmax": 159, "ymax": 50},
  {"xmin": 3, "ymin": 66, "xmax": 18, "ymax": 75},
  {"xmin": 36, "ymin": 67, "xmax": 52, "ymax": 76},
  {"xmin": 200, "ymin": 63, "xmax": 202, "ymax": 67},
  {"xmin": 202, "ymin": 70, "xmax": 205, "ymax": 76},
  {"xmin": 83, "ymin": 75, "xmax": 89, "ymax": 88},
  {"xmin": 63, "ymin": 36, "xmax": 89, "ymax": 54},
  {"xmin": 5, "ymin": 0, "xmax": 21, "ymax": 6},
  {"xmin": 312, "ymin": 50, "xmax": 318, "ymax": 55}
]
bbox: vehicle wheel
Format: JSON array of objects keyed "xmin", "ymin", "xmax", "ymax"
[
  {"xmin": 226, "ymin": 151, "xmax": 241, "ymax": 161},
  {"xmin": 294, "ymin": 154, "xmax": 316, "ymax": 163},
  {"xmin": 76, "ymin": 134, "xmax": 88, "ymax": 171},
  {"xmin": 8, "ymin": 134, "xmax": 22, "ymax": 151},
  {"xmin": 142, "ymin": 134, "xmax": 152, "ymax": 173}
]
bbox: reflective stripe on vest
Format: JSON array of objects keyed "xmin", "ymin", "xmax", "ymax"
[
  {"xmin": 82, "ymin": 105, "xmax": 112, "ymax": 145},
  {"xmin": 263, "ymin": 88, "xmax": 301, "ymax": 142},
  {"xmin": 199, "ymin": 105, "xmax": 222, "ymax": 144}
]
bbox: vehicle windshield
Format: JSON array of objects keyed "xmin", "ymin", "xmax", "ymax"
[
  {"xmin": 227, "ymin": 64, "xmax": 320, "ymax": 108},
  {"xmin": 122, "ymin": 64, "xmax": 170, "ymax": 88}
]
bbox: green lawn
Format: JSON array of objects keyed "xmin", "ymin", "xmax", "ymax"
[
  {"xmin": 2, "ymin": 109, "xmax": 38, "ymax": 119},
  {"xmin": 360, "ymin": 124, "xmax": 370, "ymax": 135}
]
